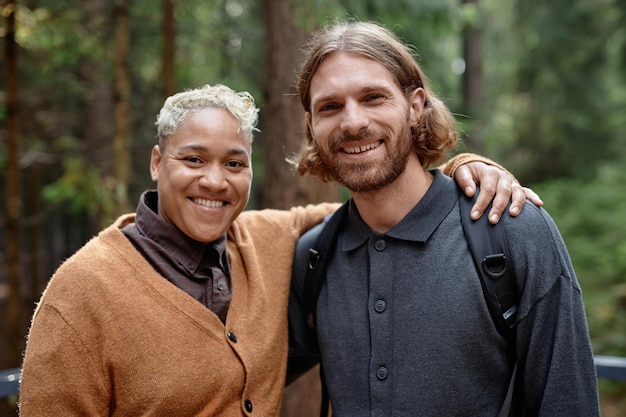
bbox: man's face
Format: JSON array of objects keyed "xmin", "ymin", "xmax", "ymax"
[
  {"xmin": 150, "ymin": 107, "xmax": 252, "ymax": 243},
  {"xmin": 307, "ymin": 52, "xmax": 424, "ymax": 192}
]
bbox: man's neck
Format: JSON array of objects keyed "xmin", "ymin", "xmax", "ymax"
[{"xmin": 350, "ymin": 156, "xmax": 433, "ymax": 233}]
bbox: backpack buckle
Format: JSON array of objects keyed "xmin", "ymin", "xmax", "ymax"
[{"xmin": 482, "ymin": 253, "xmax": 507, "ymax": 279}]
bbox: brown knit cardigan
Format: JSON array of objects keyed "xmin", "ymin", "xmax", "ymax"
[{"xmin": 19, "ymin": 204, "xmax": 337, "ymax": 417}]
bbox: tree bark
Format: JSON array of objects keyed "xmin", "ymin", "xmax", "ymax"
[
  {"xmin": 3, "ymin": 0, "xmax": 24, "ymax": 370},
  {"xmin": 80, "ymin": 0, "xmax": 114, "ymax": 230},
  {"xmin": 113, "ymin": 0, "xmax": 132, "ymax": 216},
  {"xmin": 462, "ymin": 0, "xmax": 485, "ymax": 153},
  {"xmin": 162, "ymin": 0, "xmax": 176, "ymax": 100},
  {"xmin": 260, "ymin": 0, "xmax": 338, "ymax": 211}
]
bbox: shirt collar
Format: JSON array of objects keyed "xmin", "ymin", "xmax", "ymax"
[
  {"xmin": 341, "ymin": 170, "xmax": 458, "ymax": 251},
  {"xmin": 135, "ymin": 190, "xmax": 228, "ymax": 273}
]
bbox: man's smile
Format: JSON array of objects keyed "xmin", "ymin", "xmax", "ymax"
[{"xmin": 341, "ymin": 139, "xmax": 384, "ymax": 154}]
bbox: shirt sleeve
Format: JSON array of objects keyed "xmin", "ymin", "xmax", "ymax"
[
  {"xmin": 19, "ymin": 303, "xmax": 110, "ymax": 416},
  {"xmin": 438, "ymin": 152, "xmax": 511, "ymax": 178},
  {"xmin": 507, "ymin": 206, "xmax": 600, "ymax": 416}
]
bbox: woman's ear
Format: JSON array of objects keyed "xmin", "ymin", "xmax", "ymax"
[{"xmin": 149, "ymin": 145, "xmax": 161, "ymax": 183}]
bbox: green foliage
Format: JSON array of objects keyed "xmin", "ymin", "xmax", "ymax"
[
  {"xmin": 42, "ymin": 156, "xmax": 115, "ymax": 221},
  {"xmin": 18, "ymin": 4, "xmax": 107, "ymax": 71},
  {"xmin": 534, "ymin": 163, "xmax": 626, "ymax": 357},
  {"xmin": 3, "ymin": 4, "xmax": 626, "ymax": 407},
  {"xmin": 174, "ymin": 0, "xmax": 264, "ymax": 100},
  {"xmin": 481, "ymin": 0, "xmax": 626, "ymax": 184}
]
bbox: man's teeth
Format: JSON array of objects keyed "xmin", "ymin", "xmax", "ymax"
[
  {"xmin": 193, "ymin": 198, "xmax": 224, "ymax": 208},
  {"xmin": 343, "ymin": 141, "xmax": 380, "ymax": 154}
]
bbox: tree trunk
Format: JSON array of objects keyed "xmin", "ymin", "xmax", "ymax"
[
  {"xmin": 113, "ymin": 0, "xmax": 132, "ymax": 216},
  {"xmin": 462, "ymin": 0, "xmax": 485, "ymax": 153},
  {"xmin": 260, "ymin": 0, "xmax": 338, "ymax": 211},
  {"xmin": 80, "ymin": 0, "xmax": 114, "ymax": 230},
  {"xmin": 26, "ymin": 169, "xmax": 42, "ymax": 302},
  {"xmin": 161, "ymin": 0, "xmax": 176, "ymax": 100},
  {"xmin": 262, "ymin": 2, "xmax": 337, "ymax": 416},
  {"xmin": 3, "ymin": 0, "xmax": 24, "ymax": 370}
]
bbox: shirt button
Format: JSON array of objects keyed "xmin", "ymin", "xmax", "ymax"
[
  {"xmin": 374, "ymin": 239, "xmax": 386, "ymax": 251},
  {"xmin": 374, "ymin": 299, "xmax": 387, "ymax": 313},
  {"xmin": 227, "ymin": 331, "xmax": 238, "ymax": 343},
  {"xmin": 244, "ymin": 399, "xmax": 253, "ymax": 412},
  {"xmin": 376, "ymin": 366, "xmax": 389, "ymax": 380},
  {"xmin": 217, "ymin": 282, "xmax": 224, "ymax": 291}
]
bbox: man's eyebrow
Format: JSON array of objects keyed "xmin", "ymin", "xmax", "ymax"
[
  {"xmin": 311, "ymin": 93, "xmax": 337, "ymax": 106},
  {"xmin": 360, "ymin": 85, "xmax": 394, "ymax": 95},
  {"xmin": 312, "ymin": 85, "xmax": 394, "ymax": 105}
]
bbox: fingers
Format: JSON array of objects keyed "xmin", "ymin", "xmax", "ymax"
[
  {"xmin": 522, "ymin": 186, "xmax": 544, "ymax": 207},
  {"xmin": 455, "ymin": 161, "xmax": 542, "ymax": 224},
  {"xmin": 483, "ymin": 177, "xmax": 513, "ymax": 224},
  {"xmin": 454, "ymin": 165, "xmax": 477, "ymax": 197},
  {"xmin": 467, "ymin": 165, "xmax": 503, "ymax": 222},
  {"xmin": 506, "ymin": 182, "xmax": 526, "ymax": 218}
]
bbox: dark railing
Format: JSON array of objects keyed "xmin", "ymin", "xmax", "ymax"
[
  {"xmin": 594, "ymin": 355, "xmax": 626, "ymax": 381},
  {"xmin": 0, "ymin": 368, "xmax": 19, "ymax": 399},
  {"xmin": 2, "ymin": 355, "xmax": 626, "ymax": 399}
]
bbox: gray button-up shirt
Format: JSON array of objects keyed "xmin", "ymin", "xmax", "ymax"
[{"xmin": 289, "ymin": 170, "xmax": 599, "ymax": 417}]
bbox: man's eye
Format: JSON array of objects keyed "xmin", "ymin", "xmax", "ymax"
[
  {"xmin": 365, "ymin": 93, "xmax": 384, "ymax": 102},
  {"xmin": 318, "ymin": 103, "xmax": 339, "ymax": 112},
  {"xmin": 185, "ymin": 156, "xmax": 203, "ymax": 164}
]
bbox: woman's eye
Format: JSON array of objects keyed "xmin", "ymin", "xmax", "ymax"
[{"xmin": 226, "ymin": 160, "xmax": 244, "ymax": 168}]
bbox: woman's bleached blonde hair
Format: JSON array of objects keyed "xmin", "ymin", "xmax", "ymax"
[
  {"xmin": 155, "ymin": 84, "xmax": 259, "ymax": 146},
  {"xmin": 292, "ymin": 20, "xmax": 459, "ymax": 182}
]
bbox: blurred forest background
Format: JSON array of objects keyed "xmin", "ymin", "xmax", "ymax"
[{"xmin": 1, "ymin": 0, "xmax": 625, "ymax": 415}]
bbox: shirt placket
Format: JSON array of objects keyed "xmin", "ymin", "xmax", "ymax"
[{"xmin": 368, "ymin": 234, "xmax": 393, "ymax": 416}]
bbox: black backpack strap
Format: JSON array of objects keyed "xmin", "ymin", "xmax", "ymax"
[
  {"xmin": 458, "ymin": 185, "xmax": 519, "ymax": 417},
  {"xmin": 301, "ymin": 201, "xmax": 349, "ymax": 417},
  {"xmin": 457, "ymin": 185, "xmax": 518, "ymax": 339},
  {"xmin": 304, "ymin": 201, "xmax": 350, "ymax": 330}
]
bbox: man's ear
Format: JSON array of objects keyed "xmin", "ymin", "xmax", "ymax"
[
  {"xmin": 408, "ymin": 87, "xmax": 426, "ymax": 125},
  {"xmin": 149, "ymin": 145, "xmax": 161, "ymax": 183},
  {"xmin": 305, "ymin": 112, "xmax": 315, "ymax": 142}
]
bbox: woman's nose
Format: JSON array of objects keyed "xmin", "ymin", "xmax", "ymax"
[{"xmin": 198, "ymin": 165, "xmax": 227, "ymax": 190}]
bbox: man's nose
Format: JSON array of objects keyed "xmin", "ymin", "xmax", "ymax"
[{"xmin": 340, "ymin": 102, "xmax": 369, "ymax": 136}]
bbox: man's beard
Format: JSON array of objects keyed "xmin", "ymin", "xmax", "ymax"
[{"xmin": 320, "ymin": 124, "xmax": 413, "ymax": 192}]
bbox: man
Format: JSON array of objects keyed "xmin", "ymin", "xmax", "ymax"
[
  {"xmin": 288, "ymin": 21, "xmax": 599, "ymax": 416},
  {"xmin": 19, "ymin": 84, "xmax": 535, "ymax": 416}
]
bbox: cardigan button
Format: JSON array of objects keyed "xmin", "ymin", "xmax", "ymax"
[
  {"xmin": 227, "ymin": 331, "xmax": 238, "ymax": 343},
  {"xmin": 244, "ymin": 399, "xmax": 253, "ymax": 412}
]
